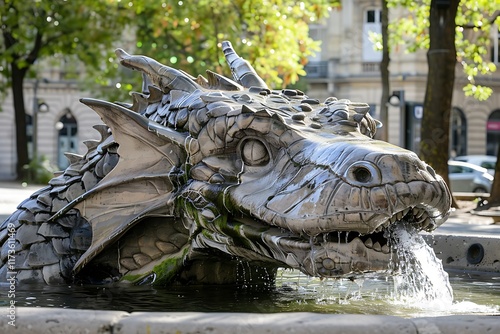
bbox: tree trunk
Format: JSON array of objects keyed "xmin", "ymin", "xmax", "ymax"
[
  {"xmin": 485, "ymin": 144, "xmax": 500, "ymax": 207},
  {"xmin": 3, "ymin": 26, "xmax": 41, "ymax": 181},
  {"xmin": 419, "ymin": 0, "xmax": 459, "ymax": 207},
  {"xmin": 10, "ymin": 63, "xmax": 29, "ymax": 180},
  {"xmin": 377, "ymin": 0, "xmax": 390, "ymax": 142}
]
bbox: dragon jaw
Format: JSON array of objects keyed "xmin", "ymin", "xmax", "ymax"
[{"xmin": 186, "ymin": 187, "xmax": 450, "ymax": 280}]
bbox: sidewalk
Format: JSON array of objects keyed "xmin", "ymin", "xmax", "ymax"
[{"xmin": 0, "ymin": 181, "xmax": 44, "ymax": 222}]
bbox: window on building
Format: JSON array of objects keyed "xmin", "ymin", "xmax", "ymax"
[
  {"xmin": 26, "ymin": 114, "xmax": 33, "ymax": 159},
  {"xmin": 305, "ymin": 24, "xmax": 328, "ymax": 78},
  {"xmin": 362, "ymin": 9, "xmax": 382, "ymax": 62},
  {"xmin": 486, "ymin": 109, "xmax": 500, "ymax": 156},
  {"xmin": 57, "ymin": 111, "xmax": 78, "ymax": 169},
  {"xmin": 450, "ymin": 107, "xmax": 467, "ymax": 157},
  {"xmin": 367, "ymin": 10, "xmax": 377, "ymax": 23},
  {"xmin": 491, "ymin": 28, "xmax": 499, "ymax": 64}
]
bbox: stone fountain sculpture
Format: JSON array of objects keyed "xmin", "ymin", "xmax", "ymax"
[{"xmin": 0, "ymin": 42, "xmax": 452, "ymax": 285}]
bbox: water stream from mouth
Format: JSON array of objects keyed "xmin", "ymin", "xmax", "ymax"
[{"xmin": 387, "ymin": 222, "xmax": 454, "ymax": 306}]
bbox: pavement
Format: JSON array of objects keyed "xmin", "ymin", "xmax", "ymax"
[{"xmin": 0, "ymin": 181, "xmax": 45, "ymax": 222}]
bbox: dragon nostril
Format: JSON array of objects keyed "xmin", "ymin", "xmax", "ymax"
[{"xmin": 353, "ymin": 167, "xmax": 372, "ymax": 183}]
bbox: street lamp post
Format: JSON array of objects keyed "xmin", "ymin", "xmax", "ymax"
[
  {"xmin": 32, "ymin": 78, "xmax": 49, "ymax": 160},
  {"xmin": 388, "ymin": 90, "xmax": 405, "ymax": 148}
]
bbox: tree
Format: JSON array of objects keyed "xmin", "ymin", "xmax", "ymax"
[
  {"xmin": 387, "ymin": 0, "xmax": 499, "ymax": 207},
  {"xmin": 1, "ymin": 0, "xmax": 339, "ymax": 180},
  {"xmin": 378, "ymin": 0, "xmax": 390, "ymax": 142},
  {"xmin": 121, "ymin": 0, "xmax": 339, "ymax": 91},
  {"xmin": 489, "ymin": 144, "xmax": 500, "ymax": 207},
  {"xmin": 420, "ymin": 0, "xmax": 459, "ymax": 207},
  {"xmin": 0, "ymin": 0, "xmax": 131, "ymax": 180}
]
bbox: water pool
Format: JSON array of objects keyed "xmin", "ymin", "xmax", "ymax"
[{"xmin": 2, "ymin": 269, "xmax": 498, "ymax": 318}]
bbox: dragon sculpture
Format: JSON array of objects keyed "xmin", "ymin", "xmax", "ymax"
[{"xmin": 0, "ymin": 42, "xmax": 451, "ymax": 285}]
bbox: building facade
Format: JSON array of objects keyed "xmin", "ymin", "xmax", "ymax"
[
  {"xmin": 305, "ymin": 0, "xmax": 500, "ymax": 158},
  {"xmin": 0, "ymin": 76, "xmax": 102, "ymax": 180},
  {"xmin": 1, "ymin": 1, "xmax": 499, "ymax": 180}
]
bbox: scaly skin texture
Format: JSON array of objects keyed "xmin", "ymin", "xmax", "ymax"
[{"xmin": 0, "ymin": 42, "xmax": 452, "ymax": 285}]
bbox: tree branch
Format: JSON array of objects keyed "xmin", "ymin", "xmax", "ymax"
[
  {"xmin": 2, "ymin": 30, "xmax": 17, "ymax": 50},
  {"xmin": 25, "ymin": 30, "xmax": 43, "ymax": 65},
  {"xmin": 459, "ymin": 10, "xmax": 499, "ymax": 29}
]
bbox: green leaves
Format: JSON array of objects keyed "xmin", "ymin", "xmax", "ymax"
[
  {"xmin": 131, "ymin": 0, "xmax": 336, "ymax": 89},
  {"xmin": 386, "ymin": 0, "xmax": 498, "ymax": 100},
  {"xmin": 1, "ymin": 0, "xmax": 338, "ymax": 100},
  {"xmin": 463, "ymin": 83, "xmax": 493, "ymax": 101},
  {"xmin": 0, "ymin": 0, "xmax": 133, "ymax": 90}
]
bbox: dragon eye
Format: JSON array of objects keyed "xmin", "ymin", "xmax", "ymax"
[{"xmin": 241, "ymin": 138, "xmax": 270, "ymax": 166}]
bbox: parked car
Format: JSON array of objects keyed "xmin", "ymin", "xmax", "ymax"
[
  {"xmin": 448, "ymin": 160, "xmax": 493, "ymax": 193},
  {"xmin": 453, "ymin": 155, "xmax": 497, "ymax": 175}
]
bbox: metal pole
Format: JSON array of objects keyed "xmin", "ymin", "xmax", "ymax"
[
  {"xmin": 399, "ymin": 90, "xmax": 406, "ymax": 148},
  {"xmin": 32, "ymin": 79, "xmax": 39, "ymax": 160}
]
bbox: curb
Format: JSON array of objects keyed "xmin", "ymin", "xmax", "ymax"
[{"xmin": 1, "ymin": 308, "xmax": 499, "ymax": 334}]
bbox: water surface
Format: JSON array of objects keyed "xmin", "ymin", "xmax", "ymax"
[{"xmin": 2, "ymin": 270, "xmax": 498, "ymax": 318}]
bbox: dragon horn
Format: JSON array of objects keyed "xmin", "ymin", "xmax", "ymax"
[
  {"xmin": 221, "ymin": 41, "xmax": 268, "ymax": 89},
  {"xmin": 115, "ymin": 48, "xmax": 202, "ymax": 93}
]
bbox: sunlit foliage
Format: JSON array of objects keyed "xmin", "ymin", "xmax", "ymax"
[
  {"xmin": 375, "ymin": 0, "xmax": 499, "ymax": 100},
  {"xmin": 121, "ymin": 0, "xmax": 338, "ymax": 91}
]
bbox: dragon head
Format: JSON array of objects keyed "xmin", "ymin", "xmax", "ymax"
[
  {"xmin": 69, "ymin": 42, "xmax": 451, "ymax": 284},
  {"xmin": 177, "ymin": 91, "xmax": 451, "ymax": 279}
]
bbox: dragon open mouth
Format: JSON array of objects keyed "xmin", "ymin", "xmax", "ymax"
[{"xmin": 228, "ymin": 205, "xmax": 439, "ymax": 279}]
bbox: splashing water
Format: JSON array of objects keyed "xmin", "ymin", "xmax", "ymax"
[
  {"xmin": 272, "ymin": 221, "xmax": 499, "ymax": 316},
  {"xmin": 387, "ymin": 222, "xmax": 454, "ymax": 306}
]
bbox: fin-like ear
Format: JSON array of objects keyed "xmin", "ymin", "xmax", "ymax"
[
  {"xmin": 205, "ymin": 70, "xmax": 244, "ymax": 91},
  {"xmin": 62, "ymin": 98, "xmax": 188, "ymax": 273},
  {"xmin": 115, "ymin": 48, "xmax": 202, "ymax": 93},
  {"xmin": 221, "ymin": 41, "xmax": 268, "ymax": 89}
]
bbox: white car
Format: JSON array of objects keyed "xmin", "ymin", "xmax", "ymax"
[
  {"xmin": 448, "ymin": 160, "xmax": 493, "ymax": 193},
  {"xmin": 453, "ymin": 155, "xmax": 497, "ymax": 175}
]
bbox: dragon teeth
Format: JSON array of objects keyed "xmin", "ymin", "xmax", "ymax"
[
  {"xmin": 372, "ymin": 242, "xmax": 382, "ymax": 252},
  {"xmin": 418, "ymin": 212, "xmax": 429, "ymax": 223},
  {"xmin": 382, "ymin": 244, "xmax": 390, "ymax": 254},
  {"xmin": 412, "ymin": 207, "xmax": 421, "ymax": 217},
  {"xmin": 396, "ymin": 211, "xmax": 403, "ymax": 221},
  {"xmin": 421, "ymin": 217, "xmax": 431, "ymax": 230},
  {"xmin": 364, "ymin": 238, "xmax": 373, "ymax": 248},
  {"xmin": 415, "ymin": 208, "xmax": 425, "ymax": 219}
]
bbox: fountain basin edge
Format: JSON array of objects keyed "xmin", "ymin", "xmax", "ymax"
[{"xmin": 1, "ymin": 307, "xmax": 499, "ymax": 334}]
